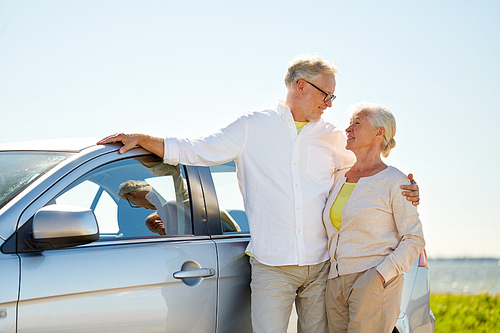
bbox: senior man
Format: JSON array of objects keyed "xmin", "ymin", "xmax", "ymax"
[
  {"xmin": 118, "ymin": 180, "xmax": 177, "ymax": 235},
  {"xmin": 98, "ymin": 54, "xmax": 419, "ymax": 333}
]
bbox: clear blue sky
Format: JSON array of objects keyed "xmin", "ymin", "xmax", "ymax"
[{"xmin": 1, "ymin": 0, "xmax": 499, "ymax": 258}]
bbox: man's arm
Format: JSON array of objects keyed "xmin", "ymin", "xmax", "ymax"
[
  {"xmin": 401, "ymin": 173, "xmax": 419, "ymax": 206},
  {"xmin": 97, "ymin": 133, "xmax": 164, "ymax": 157}
]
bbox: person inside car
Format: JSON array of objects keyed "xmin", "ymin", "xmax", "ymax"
[
  {"xmin": 118, "ymin": 180, "xmax": 182, "ymax": 235},
  {"xmin": 145, "ymin": 212, "xmax": 166, "ymax": 235}
]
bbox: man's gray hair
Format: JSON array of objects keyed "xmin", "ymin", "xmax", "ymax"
[
  {"xmin": 118, "ymin": 180, "xmax": 152, "ymax": 200},
  {"xmin": 284, "ymin": 54, "xmax": 338, "ymax": 91},
  {"xmin": 351, "ymin": 102, "xmax": 397, "ymax": 158}
]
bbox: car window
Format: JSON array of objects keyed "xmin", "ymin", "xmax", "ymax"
[
  {"xmin": 209, "ymin": 162, "xmax": 249, "ymax": 233},
  {"xmin": 54, "ymin": 155, "xmax": 192, "ymax": 239}
]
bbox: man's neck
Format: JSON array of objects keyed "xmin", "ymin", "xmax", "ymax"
[{"xmin": 284, "ymin": 101, "xmax": 308, "ymax": 122}]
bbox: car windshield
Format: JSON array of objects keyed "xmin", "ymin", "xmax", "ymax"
[{"xmin": 0, "ymin": 151, "xmax": 73, "ymax": 209}]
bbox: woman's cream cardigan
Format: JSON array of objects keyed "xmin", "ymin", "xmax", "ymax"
[{"xmin": 322, "ymin": 166, "xmax": 425, "ymax": 281}]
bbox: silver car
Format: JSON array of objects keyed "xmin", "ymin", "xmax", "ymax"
[
  {"xmin": 394, "ymin": 250, "xmax": 435, "ymax": 333},
  {"xmin": 0, "ymin": 139, "xmax": 434, "ymax": 332},
  {"xmin": 0, "ymin": 138, "xmax": 251, "ymax": 332}
]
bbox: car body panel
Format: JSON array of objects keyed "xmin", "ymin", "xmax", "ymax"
[
  {"xmin": 0, "ymin": 254, "xmax": 18, "ymax": 333},
  {"xmin": 17, "ymin": 239, "xmax": 218, "ymax": 332},
  {"xmin": 213, "ymin": 237, "xmax": 252, "ymax": 333}
]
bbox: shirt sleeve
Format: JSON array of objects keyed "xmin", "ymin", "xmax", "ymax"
[
  {"xmin": 376, "ymin": 175, "xmax": 426, "ymax": 281},
  {"xmin": 163, "ymin": 114, "xmax": 248, "ymax": 166}
]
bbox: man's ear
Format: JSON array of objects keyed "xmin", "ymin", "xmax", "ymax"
[
  {"xmin": 376, "ymin": 127, "xmax": 385, "ymax": 137},
  {"xmin": 296, "ymin": 79, "xmax": 306, "ymax": 93},
  {"xmin": 125, "ymin": 192, "xmax": 135, "ymax": 199}
]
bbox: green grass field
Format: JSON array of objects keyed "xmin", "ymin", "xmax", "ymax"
[{"xmin": 430, "ymin": 293, "xmax": 500, "ymax": 332}]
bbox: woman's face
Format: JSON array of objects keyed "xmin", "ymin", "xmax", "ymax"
[{"xmin": 345, "ymin": 112, "xmax": 380, "ymax": 152}]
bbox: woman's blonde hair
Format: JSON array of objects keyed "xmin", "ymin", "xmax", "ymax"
[{"xmin": 351, "ymin": 102, "xmax": 397, "ymax": 158}]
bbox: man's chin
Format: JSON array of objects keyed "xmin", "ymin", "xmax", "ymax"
[{"xmin": 307, "ymin": 116, "xmax": 321, "ymax": 123}]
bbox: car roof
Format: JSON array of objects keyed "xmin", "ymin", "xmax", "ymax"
[{"xmin": 0, "ymin": 137, "xmax": 120, "ymax": 153}]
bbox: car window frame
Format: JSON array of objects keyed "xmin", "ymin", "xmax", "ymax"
[
  {"xmin": 7, "ymin": 149, "xmax": 215, "ymax": 254},
  {"xmin": 198, "ymin": 164, "xmax": 251, "ymax": 238}
]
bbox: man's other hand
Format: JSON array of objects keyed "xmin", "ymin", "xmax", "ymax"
[{"xmin": 401, "ymin": 173, "xmax": 419, "ymax": 206}]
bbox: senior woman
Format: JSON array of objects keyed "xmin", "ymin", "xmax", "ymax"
[{"xmin": 323, "ymin": 102, "xmax": 425, "ymax": 333}]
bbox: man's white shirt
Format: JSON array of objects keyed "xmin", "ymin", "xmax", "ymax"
[{"xmin": 163, "ymin": 101, "xmax": 355, "ymax": 266}]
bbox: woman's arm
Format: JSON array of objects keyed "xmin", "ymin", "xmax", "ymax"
[{"xmin": 376, "ymin": 176, "xmax": 426, "ymax": 282}]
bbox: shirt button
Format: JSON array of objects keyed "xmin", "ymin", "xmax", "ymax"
[
  {"xmin": 297, "ymin": 207, "xmax": 300, "ymax": 210},
  {"xmin": 298, "ymin": 230, "xmax": 301, "ymax": 233}
]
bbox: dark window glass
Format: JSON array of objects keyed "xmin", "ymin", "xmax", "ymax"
[
  {"xmin": 209, "ymin": 162, "xmax": 249, "ymax": 233},
  {"xmin": 54, "ymin": 156, "xmax": 192, "ymax": 239}
]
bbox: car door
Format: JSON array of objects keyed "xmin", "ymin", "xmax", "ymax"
[
  {"xmin": 14, "ymin": 151, "xmax": 218, "ymax": 332},
  {"xmin": 201, "ymin": 162, "xmax": 252, "ymax": 333},
  {"xmin": 0, "ymin": 254, "xmax": 18, "ymax": 333}
]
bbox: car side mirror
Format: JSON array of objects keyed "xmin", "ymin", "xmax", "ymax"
[{"xmin": 31, "ymin": 204, "xmax": 99, "ymax": 251}]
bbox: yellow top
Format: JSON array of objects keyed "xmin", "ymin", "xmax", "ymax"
[
  {"xmin": 329, "ymin": 182, "xmax": 356, "ymax": 231},
  {"xmin": 295, "ymin": 121, "xmax": 308, "ymax": 134}
]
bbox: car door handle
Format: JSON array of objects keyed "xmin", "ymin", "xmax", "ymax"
[{"xmin": 173, "ymin": 268, "xmax": 216, "ymax": 279}]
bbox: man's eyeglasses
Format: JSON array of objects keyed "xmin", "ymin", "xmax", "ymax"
[{"xmin": 298, "ymin": 80, "xmax": 336, "ymax": 102}]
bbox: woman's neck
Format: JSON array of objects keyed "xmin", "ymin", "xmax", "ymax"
[{"xmin": 346, "ymin": 151, "xmax": 387, "ymax": 183}]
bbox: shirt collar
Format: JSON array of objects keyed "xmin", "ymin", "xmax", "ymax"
[
  {"xmin": 275, "ymin": 100, "xmax": 327, "ymax": 130},
  {"xmin": 145, "ymin": 188, "xmax": 166, "ymax": 208},
  {"xmin": 276, "ymin": 100, "xmax": 293, "ymax": 120}
]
